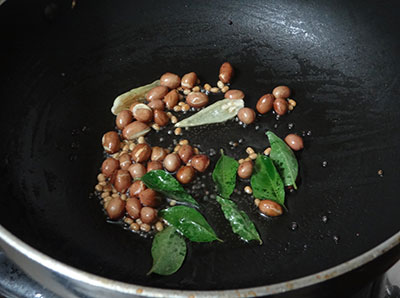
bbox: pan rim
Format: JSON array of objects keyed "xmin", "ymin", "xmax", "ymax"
[{"xmin": 0, "ymin": 224, "xmax": 399, "ymax": 297}]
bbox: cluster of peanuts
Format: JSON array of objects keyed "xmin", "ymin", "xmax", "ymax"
[
  {"xmin": 93, "ymin": 63, "xmax": 239, "ymax": 234},
  {"xmin": 95, "ymin": 132, "xmax": 211, "ymax": 233}
]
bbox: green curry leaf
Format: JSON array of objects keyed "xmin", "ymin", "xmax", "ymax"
[
  {"xmin": 148, "ymin": 226, "xmax": 186, "ymax": 276},
  {"xmin": 140, "ymin": 170, "xmax": 199, "ymax": 207},
  {"xmin": 212, "ymin": 151, "xmax": 239, "ymax": 198},
  {"xmin": 250, "ymin": 155, "xmax": 285, "ymax": 205},
  {"xmin": 266, "ymin": 131, "xmax": 299, "ymax": 189},
  {"xmin": 216, "ymin": 196, "xmax": 262, "ymax": 244},
  {"xmin": 159, "ymin": 206, "xmax": 221, "ymax": 242}
]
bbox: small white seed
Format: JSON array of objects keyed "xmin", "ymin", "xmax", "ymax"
[
  {"xmin": 204, "ymin": 83, "xmax": 211, "ymax": 91},
  {"xmin": 244, "ymin": 186, "xmax": 253, "ymax": 194},
  {"xmin": 249, "ymin": 153, "xmax": 257, "ymax": 160},
  {"xmin": 174, "ymin": 127, "xmax": 182, "ymax": 136},
  {"xmin": 246, "ymin": 147, "xmax": 255, "ymax": 155},
  {"xmin": 221, "ymin": 86, "xmax": 230, "ymax": 93}
]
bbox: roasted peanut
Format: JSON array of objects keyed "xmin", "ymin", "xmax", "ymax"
[
  {"xmin": 122, "ymin": 121, "xmax": 150, "ymax": 140},
  {"xmin": 186, "ymin": 92, "xmax": 209, "ymax": 108},
  {"xmin": 160, "ymin": 72, "xmax": 181, "ymax": 89},
  {"xmin": 273, "ymin": 98, "xmax": 289, "ymax": 116},
  {"xmin": 106, "ymin": 198, "xmax": 126, "ymax": 220},
  {"xmin": 219, "ymin": 62, "xmax": 234, "ymax": 83},
  {"xmin": 151, "ymin": 146, "xmax": 167, "ymax": 161},
  {"xmin": 147, "ymin": 99, "xmax": 165, "ymax": 110},
  {"xmin": 146, "ymin": 85, "xmax": 169, "ymax": 101},
  {"xmin": 102, "ymin": 131, "xmax": 120, "ymax": 154},
  {"xmin": 181, "ymin": 72, "xmax": 197, "ymax": 89},
  {"xmin": 131, "ymin": 143, "xmax": 152, "ymax": 163},
  {"xmin": 163, "ymin": 153, "xmax": 181, "ymax": 172},
  {"xmin": 224, "ymin": 89, "xmax": 244, "ymax": 100},
  {"xmin": 101, "ymin": 157, "xmax": 120, "ymax": 177},
  {"xmin": 176, "ymin": 166, "xmax": 195, "ymax": 184},
  {"xmin": 119, "ymin": 153, "xmax": 132, "ymax": 170},
  {"xmin": 132, "ymin": 104, "xmax": 153, "ymax": 123},
  {"xmin": 153, "ymin": 109, "xmax": 169, "ymax": 126},
  {"xmin": 116, "ymin": 110, "xmax": 133, "ymax": 130},
  {"xmin": 191, "ymin": 154, "xmax": 210, "ymax": 172},
  {"xmin": 139, "ymin": 189, "xmax": 161, "ymax": 207},
  {"xmin": 272, "ymin": 86, "xmax": 291, "ymax": 99},
  {"xmin": 140, "ymin": 207, "xmax": 157, "ymax": 224},
  {"xmin": 256, "ymin": 94, "xmax": 274, "ymax": 114},
  {"xmin": 284, "ymin": 134, "xmax": 304, "ymax": 151},
  {"xmin": 125, "ymin": 197, "xmax": 142, "ymax": 219},
  {"xmin": 164, "ymin": 89, "xmax": 179, "ymax": 109},
  {"xmin": 147, "ymin": 161, "xmax": 163, "ymax": 172},
  {"xmin": 114, "ymin": 170, "xmax": 132, "ymax": 193},
  {"xmin": 259, "ymin": 200, "xmax": 283, "ymax": 217},
  {"xmin": 128, "ymin": 163, "xmax": 146, "ymax": 179},
  {"xmin": 237, "ymin": 161, "xmax": 253, "ymax": 179},
  {"xmin": 129, "ymin": 180, "xmax": 146, "ymax": 197},
  {"xmin": 238, "ymin": 107, "xmax": 256, "ymax": 124},
  {"xmin": 178, "ymin": 144, "xmax": 194, "ymax": 164}
]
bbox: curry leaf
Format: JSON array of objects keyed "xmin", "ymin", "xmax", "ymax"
[
  {"xmin": 160, "ymin": 206, "xmax": 221, "ymax": 242},
  {"xmin": 216, "ymin": 196, "xmax": 262, "ymax": 244},
  {"xmin": 148, "ymin": 226, "xmax": 186, "ymax": 276},
  {"xmin": 212, "ymin": 151, "xmax": 239, "ymax": 198},
  {"xmin": 266, "ymin": 131, "xmax": 298, "ymax": 189},
  {"xmin": 140, "ymin": 170, "xmax": 199, "ymax": 207},
  {"xmin": 250, "ymin": 155, "xmax": 285, "ymax": 205}
]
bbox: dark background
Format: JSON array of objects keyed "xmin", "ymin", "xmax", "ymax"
[{"xmin": 0, "ymin": 0, "xmax": 399, "ymax": 291}]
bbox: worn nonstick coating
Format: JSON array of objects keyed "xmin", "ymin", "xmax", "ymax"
[{"xmin": 0, "ymin": 0, "xmax": 399, "ymax": 293}]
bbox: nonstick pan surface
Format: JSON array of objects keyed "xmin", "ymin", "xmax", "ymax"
[{"xmin": 0, "ymin": 0, "xmax": 399, "ymax": 293}]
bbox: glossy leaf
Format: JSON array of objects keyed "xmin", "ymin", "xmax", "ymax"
[
  {"xmin": 216, "ymin": 196, "xmax": 262, "ymax": 244},
  {"xmin": 148, "ymin": 226, "xmax": 186, "ymax": 276},
  {"xmin": 212, "ymin": 151, "xmax": 239, "ymax": 199},
  {"xmin": 175, "ymin": 99, "xmax": 244, "ymax": 127},
  {"xmin": 160, "ymin": 206, "xmax": 220, "ymax": 242},
  {"xmin": 141, "ymin": 170, "xmax": 199, "ymax": 207},
  {"xmin": 266, "ymin": 131, "xmax": 298, "ymax": 189},
  {"xmin": 250, "ymin": 155, "xmax": 285, "ymax": 205}
]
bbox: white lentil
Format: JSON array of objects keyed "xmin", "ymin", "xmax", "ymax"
[
  {"xmin": 204, "ymin": 83, "xmax": 211, "ymax": 91},
  {"xmin": 246, "ymin": 147, "xmax": 255, "ymax": 155},
  {"xmin": 179, "ymin": 139, "xmax": 189, "ymax": 146},
  {"xmin": 288, "ymin": 99, "xmax": 297, "ymax": 107},
  {"xmin": 217, "ymin": 80, "xmax": 225, "ymax": 89},
  {"xmin": 174, "ymin": 127, "xmax": 182, "ymax": 136},
  {"xmin": 155, "ymin": 221, "xmax": 164, "ymax": 232},
  {"xmin": 97, "ymin": 173, "xmax": 106, "ymax": 182},
  {"xmin": 249, "ymin": 153, "xmax": 257, "ymax": 160},
  {"xmin": 244, "ymin": 186, "xmax": 253, "ymax": 194},
  {"xmin": 130, "ymin": 223, "xmax": 140, "ymax": 231},
  {"xmin": 221, "ymin": 85, "xmax": 230, "ymax": 93},
  {"xmin": 152, "ymin": 123, "xmax": 160, "ymax": 131}
]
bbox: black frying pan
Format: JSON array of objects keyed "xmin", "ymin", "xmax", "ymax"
[{"xmin": 0, "ymin": 0, "xmax": 399, "ymax": 297}]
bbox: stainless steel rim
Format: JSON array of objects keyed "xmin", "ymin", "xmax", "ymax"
[{"xmin": 0, "ymin": 224, "xmax": 399, "ymax": 297}]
